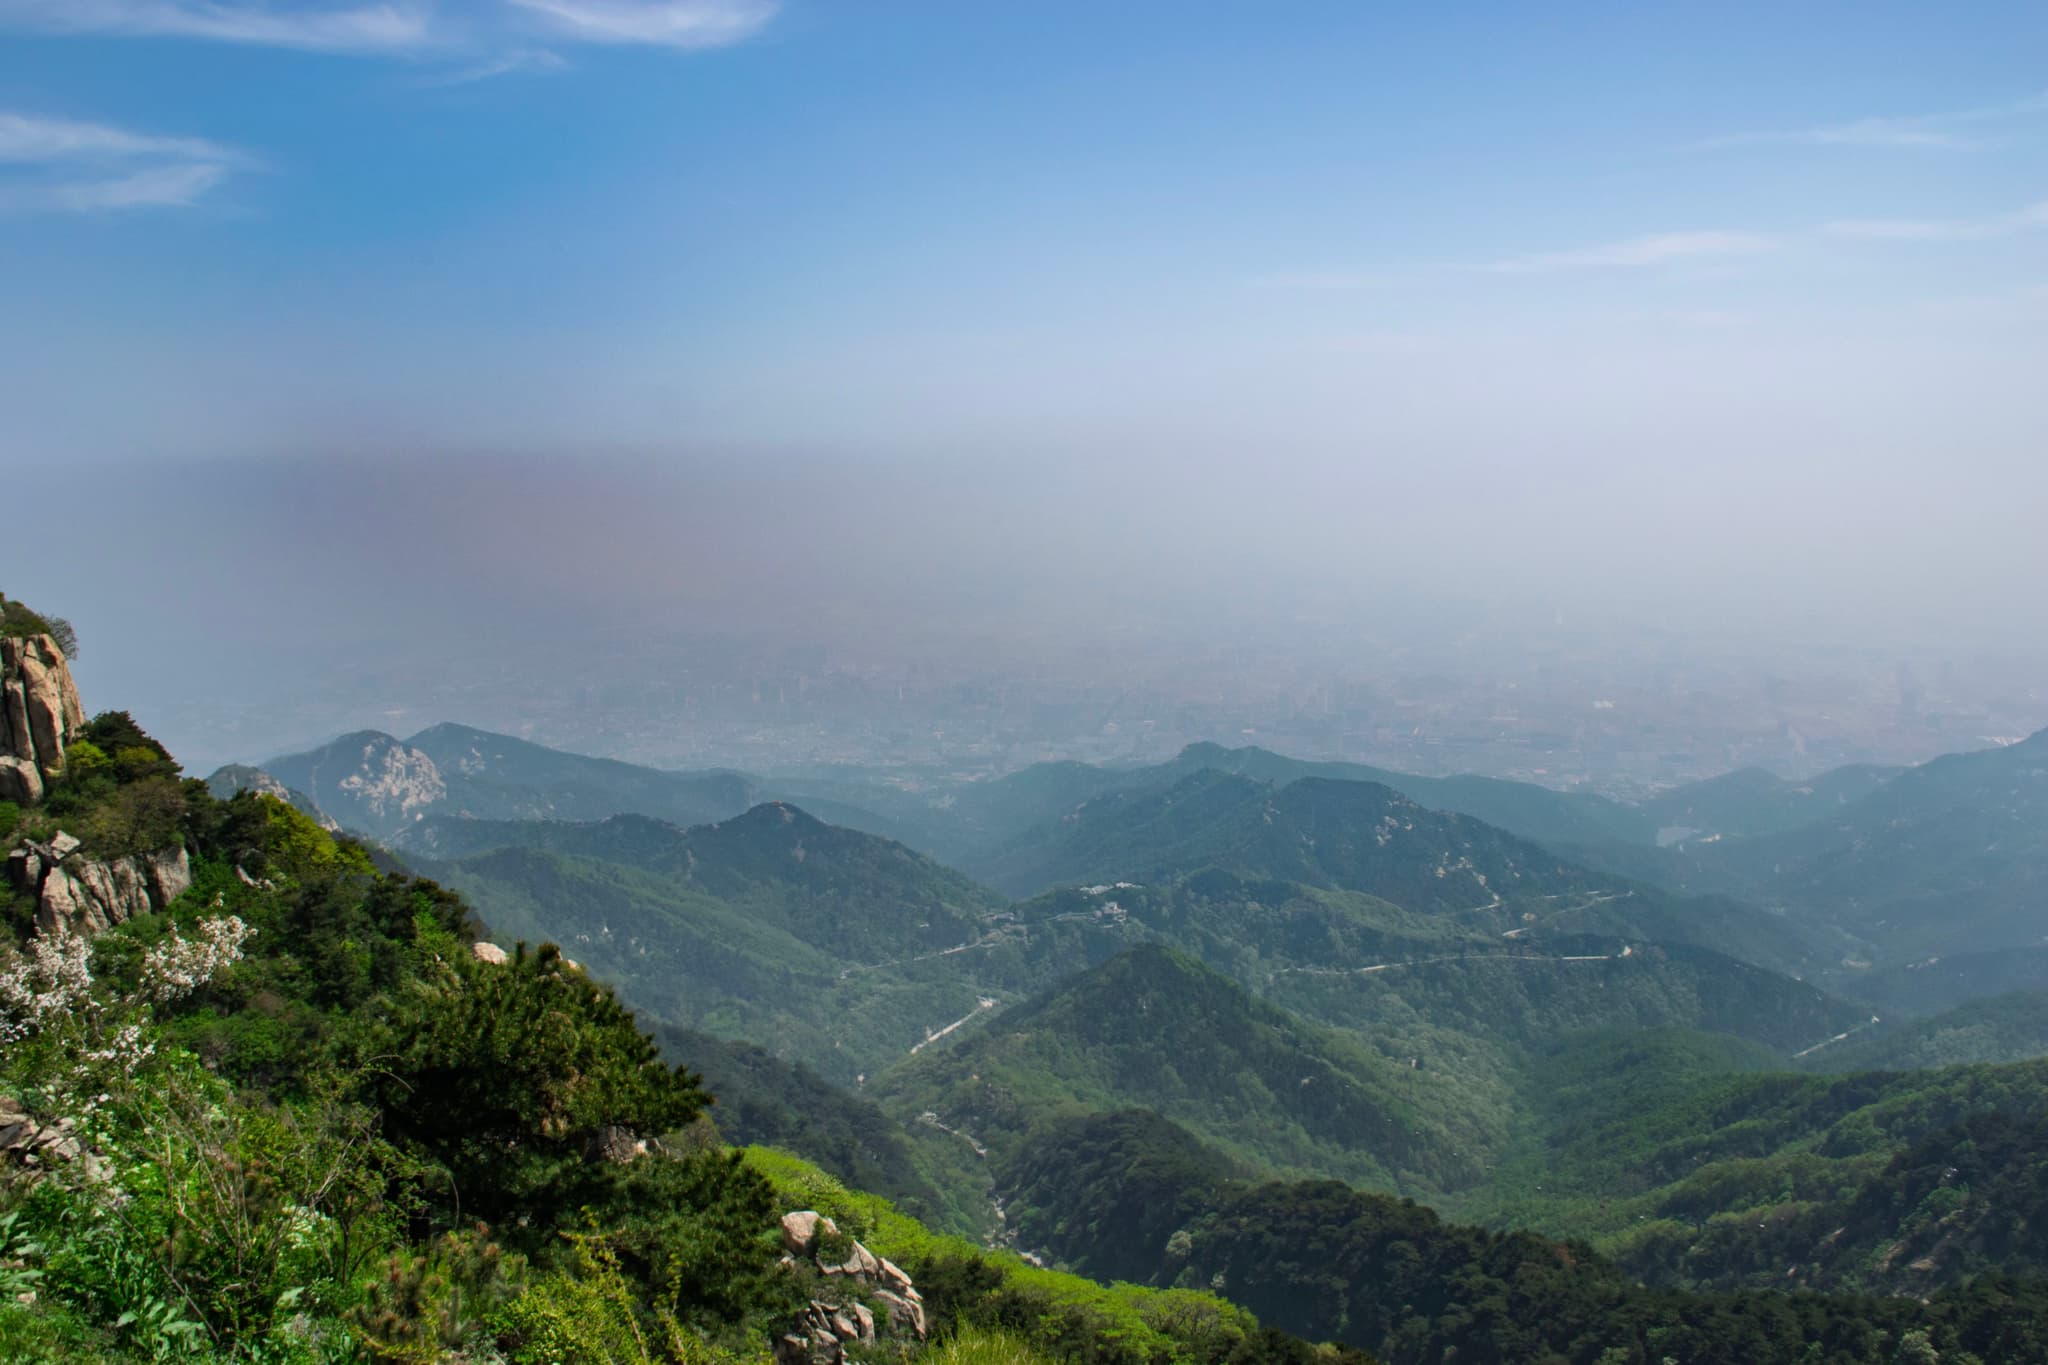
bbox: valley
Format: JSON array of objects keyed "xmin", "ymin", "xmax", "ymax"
[{"xmin": 242, "ymin": 715, "xmax": 2048, "ymax": 1280}]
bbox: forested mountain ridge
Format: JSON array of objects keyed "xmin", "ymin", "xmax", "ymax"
[
  {"xmin": 972, "ymin": 767, "xmax": 1832, "ymax": 977},
  {"xmin": 870, "ymin": 944, "xmax": 1505, "ymax": 1195},
  {"xmin": 405, "ymin": 802, "xmax": 1003, "ymax": 960}
]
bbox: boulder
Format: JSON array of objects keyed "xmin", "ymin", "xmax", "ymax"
[
  {"xmin": 825, "ymin": 1240, "xmax": 881, "ymax": 1279},
  {"xmin": 471, "ymin": 941, "xmax": 510, "ymax": 966},
  {"xmin": 147, "ymin": 847, "xmax": 192, "ymax": 906},
  {"xmin": 586, "ymin": 1125, "xmax": 647, "ymax": 1163},
  {"xmin": 0, "ymin": 1095, "xmax": 82, "ymax": 1166},
  {"xmin": 1, "ymin": 678, "xmax": 30, "ymax": 767},
  {"xmin": 876, "ymin": 1254, "xmax": 915, "ymax": 1295},
  {"xmin": 780, "ymin": 1210, "xmax": 836, "ymax": 1257},
  {"xmin": 874, "ymin": 1288, "xmax": 927, "ymax": 1340},
  {"xmin": 0, "ymin": 755, "xmax": 41, "ymax": 804},
  {"xmin": 0, "ymin": 1095, "xmax": 32, "ymax": 1151}
]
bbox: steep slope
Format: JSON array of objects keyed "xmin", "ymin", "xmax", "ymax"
[
  {"xmin": 975, "ymin": 769, "xmax": 1828, "ymax": 976},
  {"xmin": 204, "ymin": 762, "xmax": 333, "ymax": 827},
  {"xmin": 1799, "ymin": 990, "xmax": 2048, "ymax": 1072},
  {"xmin": 423, "ymin": 846, "xmax": 1001, "ymax": 1082},
  {"xmin": 873, "ymin": 944, "xmax": 1517, "ymax": 1194},
  {"xmin": 402, "ymin": 803, "xmax": 1003, "ymax": 962},
  {"xmin": 1468, "ymin": 1032, "xmax": 2048, "ymax": 1295},
  {"xmin": 654, "ymin": 1023, "xmax": 987, "ymax": 1234}
]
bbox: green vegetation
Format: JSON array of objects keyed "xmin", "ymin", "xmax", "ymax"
[
  {"xmin": 991, "ymin": 1104, "xmax": 2048, "ymax": 1364},
  {"xmin": 0, "ymin": 708, "xmax": 1366, "ymax": 1363},
  {"xmin": 872, "ymin": 945, "xmax": 1505, "ymax": 1195},
  {"xmin": 424, "ymin": 844, "xmax": 1003, "ymax": 1084},
  {"xmin": 656, "ymin": 1024, "xmax": 990, "ymax": 1235},
  {"xmin": 1804, "ymin": 991, "xmax": 2048, "ymax": 1073},
  {"xmin": 15, "ymin": 652, "xmax": 2048, "ymax": 1359},
  {"xmin": 743, "ymin": 1147, "xmax": 1376, "ymax": 1365},
  {"xmin": 0, "ymin": 594, "xmax": 76, "ymax": 658},
  {"xmin": 2, "ymin": 713, "xmax": 805, "ymax": 1360}
]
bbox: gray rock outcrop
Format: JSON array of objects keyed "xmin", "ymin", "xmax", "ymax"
[
  {"xmin": 0, "ymin": 634, "xmax": 85, "ymax": 781},
  {"xmin": 5, "ymin": 836, "xmax": 192, "ymax": 937},
  {"xmin": 775, "ymin": 1209, "xmax": 928, "ymax": 1356},
  {"xmin": 0, "ymin": 1094, "xmax": 82, "ymax": 1166}
]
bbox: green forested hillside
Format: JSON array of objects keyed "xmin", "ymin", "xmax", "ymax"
[
  {"xmin": 971, "ymin": 770, "xmax": 1830, "ymax": 977},
  {"xmin": 871, "ymin": 945, "xmax": 1504, "ymax": 1194},
  {"xmin": 1455, "ymin": 1031, "xmax": 2048, "ymax": 1291},
  {"xmin": 1802, "ymin": 991, "xmax": 2048, "ymax": 1072},
  {"xmin": 653, "ymin": 1024, "xmax": 992, "ymax": 1235},
  {"xmin": 990, "ymin": 1104, "xmax": 2048, "ymax": 1365},
  {"xmin": 424, "ymin": 845, "xmax": 1003, "ymax": 1082},
  {"xmin": 409, "ymin": 803, "xmax": 1003, "ymax": 961}
]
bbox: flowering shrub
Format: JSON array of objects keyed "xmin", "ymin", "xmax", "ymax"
[{"xmin": 0, "ymin": 916, "xmax": 251, "ymax": 1108}]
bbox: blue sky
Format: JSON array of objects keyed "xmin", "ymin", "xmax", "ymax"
[{"xmin": 3, "ymin": 0, "xmax": 2043, "ymax": 468}]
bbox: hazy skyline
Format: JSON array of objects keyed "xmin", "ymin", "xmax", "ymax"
[{"xmin": 4, "ymin": 2, "xmax": 2045, "ymax": 772}]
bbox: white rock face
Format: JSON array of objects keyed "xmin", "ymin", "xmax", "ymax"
[{"xmin": 336, "ymin": 738, "xmax": 447, "ymax": 820}]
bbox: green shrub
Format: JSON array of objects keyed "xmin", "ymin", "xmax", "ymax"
[
  {"xmin": 349, "ymin": 1227, "xmax": 528, "ymax": 1363},
  {"xmin": 0, "ymin": 596, "xmax": 55, "ymax": 642},
  {"xmin": 493, "ymin": 1233, "xmax": 713, "ymax": 1365}
]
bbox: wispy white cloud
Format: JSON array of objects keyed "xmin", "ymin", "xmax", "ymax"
[
  {"xmin": 1483, "ymin": 230, "xmax": 1779, "ymax": 273},
  {"xmin": 502, "ymin": 0, "xmax": 776, "ymax": 49},
  {"xmin": 1700, "ymin": 90, "xmax": 2048, "ymax": 152},
  {"xmin": 1823, "ymin": 199, "xmax": 2048, "ymax": 242},
  {"xmin": 0, "ymin": 110, "xmax": 244, "ymax": 214},
  {"xmin": 419, "ymin": 45, "xmax": 570, "ymax": 85},
  {"xmin": 43, "ymin": 161, "xmax": 232, "ymax": 210},
  {"xmin": 0, "ymin": 0, "xmax": 780, "ymax": 58},
  {"xmin": 0, "ymin": 110, "xmax": 241, "ymax": 164},
  {"xmin": 0, "ymin": 0, "xmax": 436, "ymax": 54}
]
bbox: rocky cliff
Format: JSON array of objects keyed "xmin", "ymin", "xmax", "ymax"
[
  {"xmin": 0, "ymin": 632, "xmax": 85, "ymax": 804},
  {"xmin": 6, "ymin": 832, "xmax": 193, "ymax": 938}
]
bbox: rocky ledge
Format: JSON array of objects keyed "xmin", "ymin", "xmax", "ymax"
[
  {"xmin": 775, "ymin": 1209, "xmax": 927, "ymax": 1364},
  {"xmin": 5, "ymin": 832, "xmax": 192, "ymax": 938}
]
